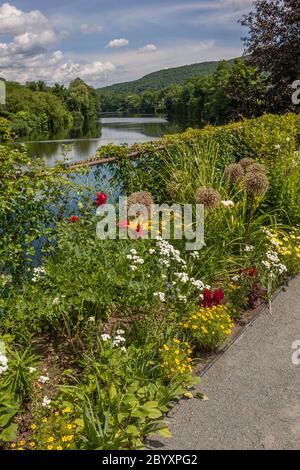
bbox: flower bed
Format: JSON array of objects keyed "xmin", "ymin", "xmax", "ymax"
[{"xmin": 0, "ymin": 113, "xmax": 300, "ymax": 449}]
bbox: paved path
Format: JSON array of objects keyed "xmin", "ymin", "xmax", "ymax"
[{"xmin": 159, "ymin": 277, "xmax": 300, "ymax": 450}]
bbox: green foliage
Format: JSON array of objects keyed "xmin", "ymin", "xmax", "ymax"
[
  {"xmin": 0, "ymin": 144, "xmax": 77, "ymax": 281},
  {"xmin": 99, "ymin": 59, "xmax": 269, "ymax": 126},
  {"xmin": 63, "ymin": 341, "xmax": 189, "ymax": 449},
  {"xmin": 0, "ymin": 388, "xmax": 20, "ymax": 443},
  {"xmin": 106, "ymin": 114, "xmax": 300, "ymax": 224},
  {"xmin": 0, "ymin": 117, "xmax": 13, "ymax": 142},
  {"xmin": 1, "ymin": 347, "xmax": 39, "ymax": 401},
  {"xmin": 0, "ymin": 78, "xmax": 100, "ymax": 140}
]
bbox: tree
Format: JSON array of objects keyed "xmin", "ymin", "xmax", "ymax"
[
  {"xmin": 240, "ymin": 0, "xmax": 300, "ymax": 112},
  {"xmin": 225, "ymin": 59, "xmax": 270, "ymax": 120},
  {"xmin": 68, "ymin": 78, "xmax": 100, "ymax": 124}
]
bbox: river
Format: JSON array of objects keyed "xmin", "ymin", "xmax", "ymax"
[{"xmin": 25, "ymin": 115, "xmax": 182, "ymax": 167}]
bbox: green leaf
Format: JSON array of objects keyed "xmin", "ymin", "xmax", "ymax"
[
  {"xmin": 147, "ymin": 409, "xmax": 162, "ymax": 419},
  {"xmin": 143, "ymin": 400, "xmax": 159, "ymax": 409},
  {"xmin": 0, "ymin": 423, "xmax": 18, "ymax": 442},
  {"xmin": 126, "ymin": 425, "xmax": 139, "ymax": 436},
  {"xmin": 0, "ymin": 407, "xmax": 19, "ymax": 427},
  {"xmin": 159, "ymin": 427, "xmax": 172, "ymax": 438}
]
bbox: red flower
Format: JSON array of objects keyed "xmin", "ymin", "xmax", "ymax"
[
  {"xmin": 202, "ymin": 288, "xmax": 224, "ymax": 307},
  {"xmin": 213, "ymin": 288, "xmax": 224, "ymax": 305},
  {"xmin": 95, "ymin": 191, "xmax": 107, "ymax": 207},
  {"xmin": 202, "ymin": 289, "xmax": 213, "ymax": 308},
  {"xmin": 68, "ymin": 216, "xmax": 79, "ymax": 223}
]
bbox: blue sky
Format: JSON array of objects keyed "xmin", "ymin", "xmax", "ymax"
[{"xmin": 0, "ymin": 1, "xmax": 254, "ymax": 87}]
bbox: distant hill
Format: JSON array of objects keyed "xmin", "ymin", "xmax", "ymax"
[{"xmin": 97, "ymin": 58, "xmax": 239, "ymax": 94}]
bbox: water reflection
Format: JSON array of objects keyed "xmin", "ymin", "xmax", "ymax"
[{"xmin": 25, "ymin": 115, "xmax": 182, "ymax": 167}]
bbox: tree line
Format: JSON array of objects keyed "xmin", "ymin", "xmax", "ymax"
[{"xmin": 100, "ymin": 59, "xmax": 270, "ymax": 126}]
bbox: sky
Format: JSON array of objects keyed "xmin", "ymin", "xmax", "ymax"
[{"xmin": 0, "ymin": 1, "xmax": 254, "ymax": 88}]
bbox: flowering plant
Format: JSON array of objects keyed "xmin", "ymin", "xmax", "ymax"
[
  {"xmin": 95, "ymin": 191, "xmax": 107, "ymax": 207},
  {"xmin": 13, "ymin": 404, "xmax": 82, "ymax": 451},
  {"xmin": 182, "ymin": 305, "xmax": 235, "ymax": 350},
  {"xmin": 160, "ymin": 338, "xmax": 193, "ymax": 381},
  {"xmin": 265, "ymin": 228, "xmax": 300, "ymax": 274}
]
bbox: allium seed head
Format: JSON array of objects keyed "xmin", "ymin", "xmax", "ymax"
[
  {"xmin": 239, "ymin": 157, "xmax": 254, "ymax": 169},
  {"xmin": 127, "ymin": 191, "xmax": 154, "ymax": 215},
  {"xmin": 247, "ymin": 162, "xmax": 267, "ymax": 174},
  {"xmin": 195, "ymin": 187, "xmax": 221, "ymax": 210},
  {"xmin": 224, "ymin": 163, "xmax": 244, "ymax": 184},
  {"xmin": 243, "ymin": 171, "xmax": 269, "ymax": 197}
]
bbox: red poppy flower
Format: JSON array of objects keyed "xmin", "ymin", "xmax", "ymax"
[
  {"xmin": 68, "ymin": 216, "xmax": 79, "ymax": 223},
  {"xmin": 95, "ymin": 191, "xmax": 107, "ymax": 207}
]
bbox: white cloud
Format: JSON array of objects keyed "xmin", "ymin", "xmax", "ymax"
[
  {"xmin": 138, "ymin": 44, "xmax": 157, "ymax": 54},
  {"xmin": 80, "ymin": 23, "xmax": 103, "ymax": 35},
  {"xmin": 0, "ymin": 2, "xmax": 249, "ymax": 87},
  {"xmin": 106, "ymin": 38, "xmax": 129, "ymax": 48},
  {"xmin": 0, "ymin": 3, "xmax": 116, "ymax": 86},
  {"xmin": 0, "ymin": 3, "xmax": 52, "ymax": 36},
  {"xmin": 0, "ymin": 3, "xmax": 117, "ymax": 85},
  {"xmin": 0, "ymin": 54, "xmax": 116, "ymax": 86}
]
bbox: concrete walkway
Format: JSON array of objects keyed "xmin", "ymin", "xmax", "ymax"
[{"xmin": 160, "ymin": 277, "xmax": 300, "ymax": 450}]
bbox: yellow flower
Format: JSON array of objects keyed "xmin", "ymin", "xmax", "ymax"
[
  {"xmin": 10, "ymin": 443, "xmax": 16, "ymax": 448},
  {"xmin": 54, "ymin": 411, "xmax": 59, "ymax": 416},
  {"xmin": 47, "ymin": 445, "xmax": 53, "ymax": 450},
  {"xmin": 19, "ymin": 440, "xmax": 26, "ymax": 446},
  {"xmin": 47, "ymin": 437, "xmax": 54, "ymax": 443},
  {"xmin": 163, "ymin": 345, "xmax": 169, "ymax": 351},
  {"xmin": 30, "ymin": 424, "xmax": 37, "ymax": 430},
  {"xmin": 29, "ymin": 441, "xmax": 36, "ymax": 448},
  {"xmin": 42, "ymin": 418, "xmax": 48, "ymax": 423},
  {"xmin": 62, "ymin": 407, "xmax": 72, "ymax": 414},
  {"xmin": 66, "ymin": 424, "xmax": 73, "ymax": 430},
  {"xmin": 56, "ymin": 446, "xmax": 63, "ymax": 450}
]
